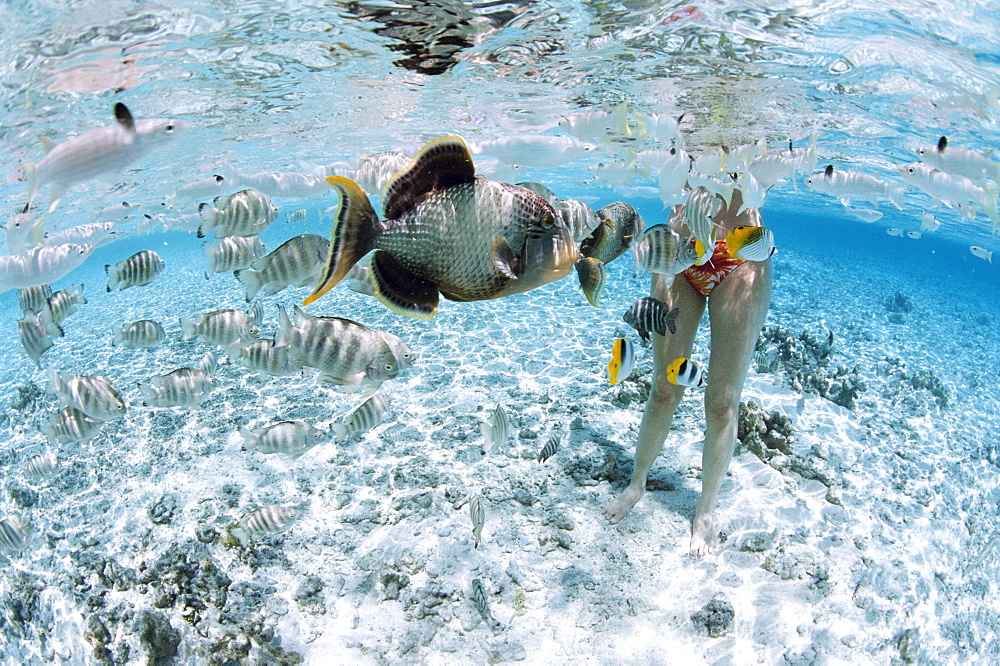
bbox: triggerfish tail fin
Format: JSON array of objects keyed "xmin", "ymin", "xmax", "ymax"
[
  {"xmin": 382, "ymin": 136, "xmax": 476, "ymax": 220},
  {"xmin": 607, "ymin": 337, "xmax": 635, "ymax": 385},
  {"xmin": 575, "ymin": 257, "xmax": 606, "ymax": 307},
  {"xmin": 305, "ymin": 176, "xmax": 379, "ymax": 306},
  {"xmin": 368, "ymin": 250, "xmax": 439, "ymax": 319}
]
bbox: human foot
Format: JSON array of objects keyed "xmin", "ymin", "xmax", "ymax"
[
  {"xmin": 603, "ymin": 484, "xmax": 644, "ymax": 524},
  {"xmin": 689, "ymin": 513, "xmax": 720, "ymax": 557}
]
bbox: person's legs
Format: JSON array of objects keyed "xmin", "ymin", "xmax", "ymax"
[
  {"xmin": 690, "ymin": 258, "xmax": 772, "ymax": 555},
  {"xmin": 604, "ymin": 271, "xmax": 706, "ymax": 523}
]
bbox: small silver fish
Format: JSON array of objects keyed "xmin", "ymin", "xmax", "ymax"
[
  {"xmin": 44, "ymin": 221, "xmax": 126, "ymax": 249},
  {"xmin": 630, "ymin": 224, "xmax": 699, "ymax": 276},
  {"xmin": 113, "ymin": 319, "xmax": 166, "ymax": 348},
  {"xmin": 175, "ymin": 174, "xmax": 228, "ymax": 202},
  {"xmin": 17, "ymin": 284, "xmax": 52, "ymax": 316},
  {"xmin": 18, "ymin": 310, "xmax": 63, "ymax": 367},
  {"xmin": 237, "ymin": 339, "xmax": 302, "ymax": 379},
  {"xmin": 230, "ymin": 505, "xmax": 298, "ymax": 546},
  {"xmin": 139, "ymin": 367, "xmax": 216, "ymax": 408},
  {"xmin": 240, "ymin": 420, "xmax": 325, "ymax": 458},
  {"xmin": 91, "ymin": 201, "xmax": 136, "ymax": 224},
  {"xmin": 623, "ymin": 297, "xmax": 679, "ymax": 341},
  {"xmin": 480, "ymin": 404, "xmax": 510, "ymax": 454},
  {"xmin": 5, "ymin": 211, "xmax": 44, "ymax": 255},
  {"xmin": 351, "ymin": 150, "xmax": 412, "ymax": 194},
  {"xmin": 469, "ymin": 494, "xmax": 485, "ymax": 548},
  {"xmin": 246, "ymin": 300, "xmax": 264, "ymax": 327},
  {"xmin": 235, "ymin": 233, "xmax": 328, "ymax": 301},
  {"xmin": 537, "ymin": 435, "xmax": 561, "ymax": 463},
  {"xmin": 274, "ymin": 305, "xmax": 398, "ymax": 392},
  {"xmin": 231, "ymin": 169, "xmax": 328, "ymax": 199},
  {"xmin": 197, "ymin": 188, "xmax": 277, "ymax": 239},
  {"xmin": 0, "ymin": 243, "xmax": 94, "ymax": 294},
  {"xmin": 286, "ymin": 208, "xmax": 309, "ymax": 223},
  {"xmin": 41, "ymin": 406, "xmax": 103, "ymax": 443},
  {"xmin": 332, "ymin": 394, "xmax": 390, "ymax": 442},
  {"xmin": 0, "ymin": 516, "xmax": 31, "ymax": 555},
  {"xmin": 180, "ymin": 309, "xmax": 260, "ymax": 348},
  {"xmin": 202, "ymin": 235, "xmax": 266, "ymax": 278},
  {"xmin": 27, "ymin": 103, "xmax": 187, "ymax": 214},
  {"xmin": 47, "ymin": 369, "xmax": 126, "ymax": 421},
  {"xmin": 44, "ymin": 284, "xmax": 87, "ymax": 325},
  {"xmin": 105, "ymin": 250, "xmax": 164, "ymax": 291},
  {"xmin": 23, "ymin": 453, "xmax": 59, "ymax": 481}
]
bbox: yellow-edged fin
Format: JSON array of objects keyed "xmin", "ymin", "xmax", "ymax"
[
  {"xmin": 304, "ymin": 176, "xmax": 379, "ymax": 305},
  {"xmin": 575, "ymin": 257, "xmax": 606, "ymax": 308},
  {"xmin": 368, "ymin": 250, "xmax": 439, "ymax": 319},
  {"xmin": 693, "ymin": 238, "xmax": 712, "ymax": 266},
  {"xmin": 382, "ymin": 136, "xmax": 476, "ymax": 220},
  {"xmin": 607, "ymin": 338, "xmax": 634, "ymax": 385}
]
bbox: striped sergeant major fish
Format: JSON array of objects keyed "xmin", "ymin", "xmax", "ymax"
[
  {"xmin": 203, "ymin": 235, "xmax": 266, "ymax": 278},
  {"xmin": 537, "ymin": 435, "xmax": 561, "ymax": 463},
  {"xmin": 332, "ymin": 394, "xmax": 390, "ymax": 442},
  {"xmin": 113, "ymin": 319, "xmax": 166, "ymax": 348},
  {"xmin": 630, "ymin": 224, "xmax": 699, "ymax": 277},
  {"xmin": 139, "ymin": 367, "xmax": 216, "ymax": 408},
  {"xmin": 41, "ymin": 407, "xmax": 103, "ymax": 443},
  {"xmin": 180, "ymin": 309, "xmax": 260, "ymax": 349},
  {"xmin": 23, "ymin": 453, "xmax": 59, "ymax": 481},
  {"xmin": 198, "ymin": 188, "xmax": 278, "ymax": 239},
  {"xmin": 234, "ymin": 233, "xmax": 328, "ymax": 301},
  {"xmin": 229, "ymin": 505, "xmax": 298, "ymax": 547},
  {"xmin": 240, "ymin": 420, "xmax": 325, "ymax": 459},
  {"xmin": 44, "ymin": 284, "xmax": 87, "ymax": 325},
  {"xmin": 480, "ymin": 403, "xmax": 509, "ymax": 454},
  {"xmin": 0, "ymin": 516, "xmax": 31, "ymax": 555},
  {"xmin": 237, "ymin": 339, "xmax": 302, "ymax": 379},
  {"xmin": 274, "ymin": 305, "xmax": 398, "ymax": 393},
  {"xmin": 47, "ymin": 369, "xmax": 126, "ymax": 421},
  {"xmin": 623, "ymin": 296, "xmax": 679, "ymax": 342},
  {"xmin": 469, "ymin": 494, "xmax": 485, "ymax": 549},
  {"xmin": 17, "ymin": 284, "xmax": 52, "ymax": 316},
  {"xmin": 106, "ymin": 250, "xmax": 164, "ymax": 291},
  {"xmin": 18, "ymin": 309, "xmax": 63, "ymax": 367}
]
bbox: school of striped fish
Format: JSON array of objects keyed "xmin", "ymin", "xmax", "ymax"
[{"xmin": 2, "ymin": 99, "xmax": 997, "ymax": 636}]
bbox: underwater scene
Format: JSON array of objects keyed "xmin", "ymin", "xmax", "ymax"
[{"xmin": 1, "ymin": 0, "xmax": 999, "ymax": 663}]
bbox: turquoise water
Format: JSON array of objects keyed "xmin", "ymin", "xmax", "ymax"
[{"xmin": 1, "ymin": 1, "xmax": 999, "ymax": 663}]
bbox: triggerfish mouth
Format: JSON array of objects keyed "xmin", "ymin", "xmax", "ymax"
[{"xmin": 305, "ymin": 136, "xmax": 586, "ymax": 318}]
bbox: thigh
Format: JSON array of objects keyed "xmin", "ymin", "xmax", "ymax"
[
  {"xmin": 705, "ymin": 258, "xmax": 772, "ymax": 406},
  {"xmin": 650, "ymin": 271, "xmax": 707, "ymax": 382}
]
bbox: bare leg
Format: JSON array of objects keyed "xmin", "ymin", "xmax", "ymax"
[
  {"xmin": 689, "ymin": 258, "xmax": 772, "ymax": 556},
  {"xmin": 604, "ymin": 272, "xmax": 706, "ymax": 523}
]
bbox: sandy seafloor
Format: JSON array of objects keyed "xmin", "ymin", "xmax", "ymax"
[{"xmin": 1, "ymin": 193, "xmax": 999, "ymax": 664}]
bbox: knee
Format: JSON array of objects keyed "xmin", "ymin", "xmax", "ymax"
[
  {"xmin": 704, "ymin": 393, "xmax": 739, "ymax": 426},
  {"xmin": 648, "ymin": 374, "xmax": 684, "ymax": 411}
]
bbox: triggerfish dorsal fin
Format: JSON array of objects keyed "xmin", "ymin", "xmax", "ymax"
[
  {"xmin": 382, "ymin": 136, "xmax": 476, "ymax": 220},
  {"xmin": 368, "ymin": 250, "xmax": 440, "ymax": 319},
  {"xmin": 304, "ymin": 176, "xmax": 379, "ymax": 305},
  {"xmin": 114, "ymin": 103, "xmax": 136, "ymax": 134}
]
